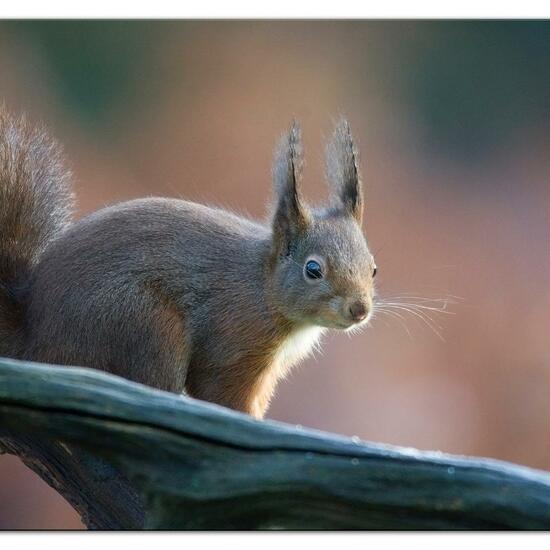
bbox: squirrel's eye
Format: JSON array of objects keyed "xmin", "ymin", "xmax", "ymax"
[
  {"xmin": 305, "ymin": 260, "xmax": 323, "ymax": 280},
  {"xmin": 373, "ymin": 266, "xmax": 377, "ymax": 278}
]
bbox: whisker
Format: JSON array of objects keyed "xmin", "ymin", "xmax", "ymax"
[
  {"xmin": 375, "ymin": 302, "xmax": 446, "ymax": 341},
  {"xmin": 381, "ymin": 303, "xmax": 445, "ymax": 328},
  {"xmin": 374, "ymin": 307, "xmax": 413, "ymax": 340},
  {"xmin": 378, "ymin": 301, "xmax": 454, "ymax": 315},
  {"xmin": 380, "ymin": 294, "xmax": 459, "ymax": 304}
]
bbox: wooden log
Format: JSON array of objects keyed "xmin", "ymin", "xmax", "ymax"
[{"xmin": 0, "ymin": 357, "xmax": 549, "ymax": 529}]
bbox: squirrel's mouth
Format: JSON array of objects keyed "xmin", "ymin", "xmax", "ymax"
[
  {"xmin": 310, "ymin": 312, "xmax": 372, "ymax": 331},
  {"xmin": 318, "ymin": 317, "xmax": 367, "ymax": 331}
]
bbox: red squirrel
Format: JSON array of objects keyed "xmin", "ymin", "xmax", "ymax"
[{"xmin": 0, "ymin": 108, "xmax": 376, "ymax": 418}]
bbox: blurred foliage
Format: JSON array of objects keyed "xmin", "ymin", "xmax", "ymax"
[
  {"xmin": 2, "ymin": 21, "xmax": 549, "ymax": 157},
  {"xmin": 3, "ymin": 21, "xmax": 164, "ymax": 130},
  {"xmin": 402, "ymin": 21, "xmax": 550, "ymax": 159}
]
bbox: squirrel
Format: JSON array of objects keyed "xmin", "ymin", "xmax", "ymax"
[{"xmin": 0, "ymin": 106, "xmax": 377, "ymax": 419}]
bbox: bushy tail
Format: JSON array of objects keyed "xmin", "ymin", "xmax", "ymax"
[{"xmin": 0, "ymin": 106, "xmax": 74, "ymax": 356}]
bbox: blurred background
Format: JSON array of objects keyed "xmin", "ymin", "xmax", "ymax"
[{"xmin": 0, "ymin": 20, "xmax": 549, "ymax": 529}]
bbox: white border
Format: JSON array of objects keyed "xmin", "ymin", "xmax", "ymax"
[
  {"xmin": 0, "ymin": 1, "xmax": 549, "ymax": 19},
  {"xmin": 1, "ymin": 3, "xmax": 549, "ymax": 543},
  {"xmin": 1, "ymin": 533, "xmax": 550, "ymax": 548}
]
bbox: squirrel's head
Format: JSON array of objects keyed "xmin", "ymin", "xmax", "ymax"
[{"xmin": 269, "ymin": 119, "xmax": 376, "ymax": 330}]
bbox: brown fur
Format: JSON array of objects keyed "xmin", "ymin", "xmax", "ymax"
[{"xmin": 0, "ymin": 109, "xmax": 376, "ymax": 419}]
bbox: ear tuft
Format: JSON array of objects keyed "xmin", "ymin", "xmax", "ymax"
[
  {"xmin": 273, "ymin": 120, "xmax": 303, "ymax": 195},
  {"xmin": 325, "ymin": 117, "xmax": 363, "ymax": 224},
  {"xmin": 271, "ymin": 121, "xmax": 310, "ymax": 256}
]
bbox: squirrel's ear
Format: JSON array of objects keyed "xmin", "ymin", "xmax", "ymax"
[
  {"xmin": 271, "ymin": 121, "xmax": 311, "ymax": 255},
  {"xmin": 325, "ymin": 118, "xmax": 363, "ymax": 224}
]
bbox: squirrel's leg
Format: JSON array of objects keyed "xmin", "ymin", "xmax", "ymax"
[
  {"xmin": 24, "ymin": 281, "xmax": 191, "ymax": 394},
  {"xmin": 186, "ymin": 360, "xmax": 279, "ymax": 419},
  {"xmin": 130, "ymin": 288, "xmax": 191, "ymax": 393}
]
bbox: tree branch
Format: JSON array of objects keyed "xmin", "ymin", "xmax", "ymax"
[{"xmin": 0, "ymin": 357, "xmax": 549, "ymax": 529}]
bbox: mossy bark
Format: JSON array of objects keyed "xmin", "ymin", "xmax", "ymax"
[{"xmin": 1, "ymin": 358, "xmax": 549, "ymax": 529}]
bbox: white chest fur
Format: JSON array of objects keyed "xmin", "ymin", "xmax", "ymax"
[
  {"xmin": 250, "ymin": 324, "xmax": 326, "ymax": 418},
  {"xmin": 274, "ymin": 325, "xmax": 325, "ymax": 376}
]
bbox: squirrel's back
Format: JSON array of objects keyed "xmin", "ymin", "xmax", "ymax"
[
  {"xmin": 0, "ymin": 107, "xmax": 73, "ymax": 357},
  {"xmin": 22, "ymin": 196, "xmax": 276, "ymax": 391}
]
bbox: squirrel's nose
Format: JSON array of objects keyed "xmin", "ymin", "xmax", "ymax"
[{"xmin": 348, "ymin": 300, "xmax": 368, "ymax": 322}]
